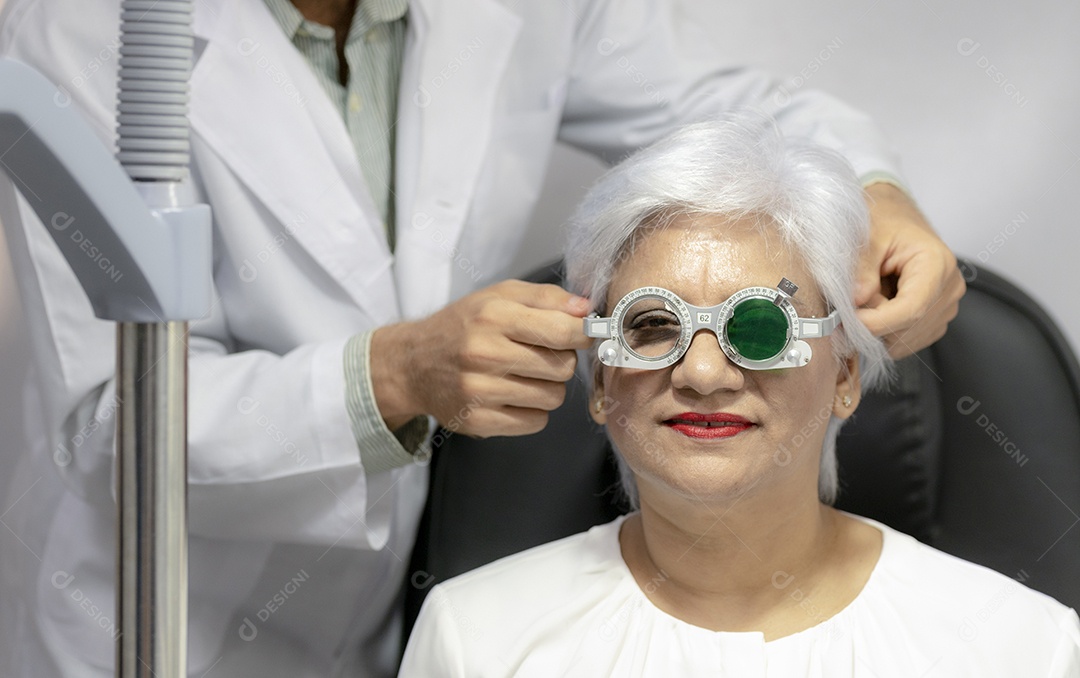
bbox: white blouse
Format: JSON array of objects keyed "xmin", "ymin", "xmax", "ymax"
[{"xmin": 399, "ymin": 515, "xmax": 1080, "ymax": 677}]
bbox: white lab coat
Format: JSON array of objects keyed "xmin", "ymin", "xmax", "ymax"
[{"xmin": 0, "ymin": 0, "xmax": 902, "ymax": 675}]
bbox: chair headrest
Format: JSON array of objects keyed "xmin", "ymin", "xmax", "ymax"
[{"xmin": 835, "ymin": 354, "xmax": 943, "ymax": 542}]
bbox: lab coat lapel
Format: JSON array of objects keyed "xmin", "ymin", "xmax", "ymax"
[
  {"xmin": 393, "ymin": 0, "xmax": 522, "ymax": 319},
  {"xmin": 190, "ymin": 0, "xmax": 400, "ymax": 325}
]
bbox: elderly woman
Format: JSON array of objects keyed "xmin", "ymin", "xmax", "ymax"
[{"xmin": 398, "ymin": 114, "xmax": 1080, "ymax": 676}]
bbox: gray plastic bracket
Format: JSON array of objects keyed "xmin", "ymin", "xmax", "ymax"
[{"xmin": 0, "ymin": 57, "xmax": 212, "ymax": 322}]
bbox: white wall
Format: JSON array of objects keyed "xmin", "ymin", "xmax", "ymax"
[{"xmin": 513, "ymin": 0, "xmax": 1080, "ymax": 357}]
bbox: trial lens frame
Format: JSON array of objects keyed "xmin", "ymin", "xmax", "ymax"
[{"xmin": 583, "ymin": 278, "xmax": 839, "ymax": 370}]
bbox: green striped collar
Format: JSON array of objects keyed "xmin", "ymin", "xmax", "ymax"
[{"xmin": 262, "ymin": 0, "xmax": 407, "ymax": 43}]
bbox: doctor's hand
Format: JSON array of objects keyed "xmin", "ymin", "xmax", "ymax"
[
  {"xmin": 370, "ymin": 280, "xmax": 593, "ymax": 437},
  {"xmin": 855, "ymin": 182, "xmax": 966, "ymax": 358}
]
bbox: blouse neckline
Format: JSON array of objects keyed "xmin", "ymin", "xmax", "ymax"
[{"xmin": 601, "ymin": 511, "xmax": 893, "ymax": 645}]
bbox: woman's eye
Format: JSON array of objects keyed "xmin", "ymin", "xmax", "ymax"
[
  {"xmin": 625, "ymin": 312, "xmax": 681, "ymax": 348},
  {"xmin": 630, "ymin": 311, "xmax": 678, "ymax": 330}
]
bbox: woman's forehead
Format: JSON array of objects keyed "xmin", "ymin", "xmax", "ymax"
[{"xmin": 608, "ymin": 216, "xmax": 815, "ymax": 304}]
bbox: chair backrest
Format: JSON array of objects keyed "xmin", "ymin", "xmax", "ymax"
[{"xmin": 405, "ymin": 260, "xmax": 1080, "ymax": 633}]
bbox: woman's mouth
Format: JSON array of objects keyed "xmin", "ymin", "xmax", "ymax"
[{"xmin": 663, "ymin": 412, "xmax": 754, "ymax": 439}]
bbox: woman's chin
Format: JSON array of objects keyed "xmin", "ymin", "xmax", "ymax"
[{"xmin": 637, "ymin": 458, "xmax": 776, "ymax": 507}]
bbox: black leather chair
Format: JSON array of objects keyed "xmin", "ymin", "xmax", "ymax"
[{"xmin": 405, "ymin": 259, "xmax": 1080, "ymax": 635}]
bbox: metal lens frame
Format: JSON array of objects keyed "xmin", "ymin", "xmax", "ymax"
[
  {"xmin": 725, "ymin": 297, "xmax": 790, "ymax": 360},
  {"xmin": 718, "ymin": 288, "xmax": 797, "ymax": 366},
  {"xmin": 610, "ymin": 287, "xmax": 692, "ymax": 367}
]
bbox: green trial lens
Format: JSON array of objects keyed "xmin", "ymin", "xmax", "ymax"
[{"xmin": 725, "ymin": 297, "xmax": 790, "ymax": 361}]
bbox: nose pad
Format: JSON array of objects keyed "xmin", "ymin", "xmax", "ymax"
[{"xmin": 670, "ymin": 329, "xmax": 744, "ymax": 393}]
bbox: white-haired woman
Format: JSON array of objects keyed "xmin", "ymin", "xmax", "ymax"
[{"xmin": 399, "ymin": 114, "xmax": 1080, "ymax": 677}]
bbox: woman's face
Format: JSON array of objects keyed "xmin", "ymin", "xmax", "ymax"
[{"xmin": 592, "ymin": 214, "xmax": 860, "ymax": 506}]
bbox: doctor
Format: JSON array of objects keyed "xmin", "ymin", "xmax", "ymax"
[{"xmin": 0, "ymin": 0, "xmax": 963, "ymax": 676}]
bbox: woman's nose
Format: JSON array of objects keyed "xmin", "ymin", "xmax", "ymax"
[{"xmin": 670, "ymin": 330, "xmax": 745, "ymax": 394}]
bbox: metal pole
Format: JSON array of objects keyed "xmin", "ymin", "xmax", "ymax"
[{"xmin": 116, "ymin": 321, "xmax": 188, "ymax": 677}]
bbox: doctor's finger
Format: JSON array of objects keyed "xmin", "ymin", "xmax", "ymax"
[
  {"xmin": 496, "ymin": 344, "xmax": 579, "ymax": 383},
  {"xmin": 503, "ymin": 306, "xmax": 594, "ymax": 351},
  {"xmin": 490, "ymin": 280, "xmax": 591, "ymax": 316},
  {"xmin": 461, "ymin": 373, "xmax": 569, "ymax": 413},
  {"xmin": 857, "ymin": 250, "xmax": 948, "ymax": 338},
  {"xmin": 459, "ymin": 406, "xmax": 551, "ymax": 438}
]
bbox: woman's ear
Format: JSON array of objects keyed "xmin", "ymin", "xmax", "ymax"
[
  {"xmin": 832, "ymin": 354, "xmax": 862, "ymax": 419},
  {"xmin": 590, "ymin": 364, "xmax": 609, "ymax": 425}
]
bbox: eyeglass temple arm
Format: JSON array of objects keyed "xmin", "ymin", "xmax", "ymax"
[
  {"xmin": 798, "ymin": 311, "xmax": 841, "ymax": 338},
  {"xmin": 583, "ymin": 315, "xmax": 614, "ymax": 338},
  {"xmin": 774, "ymin": 278, "xmax": 841, "ymax": 339}
]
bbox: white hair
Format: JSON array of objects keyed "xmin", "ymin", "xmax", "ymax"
[{"xmin": 564, "ymin": 112, "xmax": 893, "ymax": 506}]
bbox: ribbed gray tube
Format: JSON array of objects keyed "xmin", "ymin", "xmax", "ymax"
[
  {"xmin": 116, "ymin": 0, "xmax": 194, "ymax": 182},
  {"xmin": 115, "ymin": 2, "xmax": 194, "ymax": 677}
]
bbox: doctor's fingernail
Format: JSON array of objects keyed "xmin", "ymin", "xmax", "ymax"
[{"xmin": 568, "ymin": 295, "xmax": 590, "ymax": 313}]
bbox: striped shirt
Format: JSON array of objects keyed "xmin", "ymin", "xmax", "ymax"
[
  {"xmin": 264, "ymin": 0, "xmax": 426, "ymax": 472},
  {"xmin": 263, "ymin": 0, "xmax": 406, "ymax": 248}
]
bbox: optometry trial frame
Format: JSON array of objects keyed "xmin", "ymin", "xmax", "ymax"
[{"xmin": 584, "ymin": 278, "xmax": 840, "ymax": 370}]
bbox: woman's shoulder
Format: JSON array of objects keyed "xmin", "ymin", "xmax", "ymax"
[
  {"xmin": 850, "ymin": 515, "xmax": 1080, "ymax": 667},
  {"xmin": 402, "ymin": 516, "xmax": 633, "ymax": 674},
  {"xmin": 420, "ymin": 515, "xmax": 629, "ymax": 622},
  {"xmin": 866, "ymin": 516, "xmax": 1068, "ymax": 611},
  {"xmin": 441, "ymin": 516, "xmax": 623, "ymax": 588}
]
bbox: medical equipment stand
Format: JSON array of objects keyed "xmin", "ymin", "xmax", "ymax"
[{"xmin": 0, "ymin": 2, "xmax": 209, "ymax": 675}]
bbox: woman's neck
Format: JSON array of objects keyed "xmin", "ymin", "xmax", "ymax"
[{"xmin": 619, "ymin": 487, "xmax": 880, "ymax": 639}]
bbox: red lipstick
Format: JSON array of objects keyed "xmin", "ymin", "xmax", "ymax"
[{"xmin": 664, "ymin": 412, "xmax": 753, "ymax": 439}]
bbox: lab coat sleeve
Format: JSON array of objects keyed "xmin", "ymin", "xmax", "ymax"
[
  {"xmin": 556, "ymin": 0, "xmax": 905, "ymax": 185},
  {"xmin": 183, "ymin": 319, "xmax": 398, "ymax": 550},
  {"xmin": 343, "ymin": 332, "xmax": 432, "ymax": 473},
  {"xmin": 398, "ymin": 586, "xmax": 468, "ymax": 678}
]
